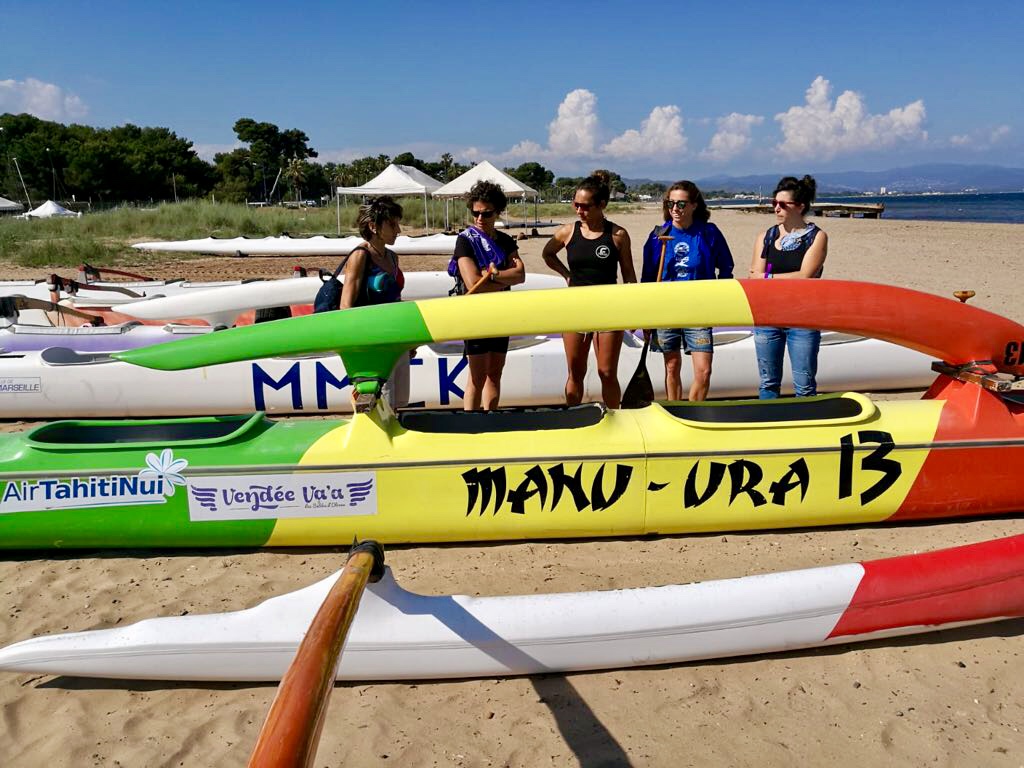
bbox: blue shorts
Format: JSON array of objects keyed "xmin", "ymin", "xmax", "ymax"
[{"xmin": 652, "ymin": 328, "xmax": 713, "ymax": 355}]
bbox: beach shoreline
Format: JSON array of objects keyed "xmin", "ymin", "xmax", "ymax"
[{"xmin": 1, "ymin": 209, "xmax": 1023, "ymax": 766}]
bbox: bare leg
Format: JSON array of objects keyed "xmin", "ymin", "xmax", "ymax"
[
  {"xmin": 562, "ymin": 332, "xmax": 592, "ymax": 406},
  {"xmin": 480, "ymin": 352, "xmax": 506, "ymax": 411},
  {"xmin": 688, "ymin": 351, "xmax": 713, "ymax": 402},
  {"xmin": 663, "ymin": 350, "xmax": 683, "ymax": 401},
  {"xmin": 593, "ymin": 330, "xmax": 624, "ymax": 408},
  {"xmin": 464, "ymin": 354, "xmax": 487, "ymax": 411}
]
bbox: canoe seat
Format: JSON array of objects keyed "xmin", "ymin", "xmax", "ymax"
[
  {"xmin": 31, "ymin": 417, "xmax": 257, "ymax": 445},
  {"xmin": 664, "ymin": 396, "xmax": 863, "ymax": 424},
  {"xmin": 399, "ymin": 404, "xmax": 606, "ymax": 434}
]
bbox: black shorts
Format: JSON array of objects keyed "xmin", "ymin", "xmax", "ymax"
[{"xmin": 465, "ymin": 336, "xmax": 510, "ymax": 356}]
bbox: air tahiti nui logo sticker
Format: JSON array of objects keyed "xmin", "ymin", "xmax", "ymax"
[{"xmin": 1, "ymin": 449, "xmax": 188, "ymax": 514}]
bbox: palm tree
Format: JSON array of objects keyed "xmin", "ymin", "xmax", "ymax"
[{"xmin": 283, "ymin": 158, "xmax": 307, "ymax": 202}]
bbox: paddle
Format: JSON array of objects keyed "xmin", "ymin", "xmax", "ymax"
[
  {"xmin": 248, "ymin": 540, "xmax": 385, "ymax": 768},
  {"xmin": 621, "ymin": 232, "xmax": 674, "ymax": 409},
  {"xmin": 465, "ymin": 263, "xmax": 498, "ymax": 295},
  {"xmin": 78, "ymin": 263, "xmax": 157, "ymax": 282}
]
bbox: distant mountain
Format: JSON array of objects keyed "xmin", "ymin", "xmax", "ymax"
[{"xmin": 626, "ymin": 164, "xmax": 1024, "ymax": 194}]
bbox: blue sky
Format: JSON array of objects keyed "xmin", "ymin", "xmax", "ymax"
[{"xmin": 2, "ymin": 0, "xmax": 1022, "ymax": 178}]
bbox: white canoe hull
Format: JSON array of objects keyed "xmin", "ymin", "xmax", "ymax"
[
  {"xmin": 0, "ymin": 331, "xmax": 933, "ymax": 417},
  {"xmin": 132, "ymin": 233, "xmax": 458, "ymax": 256},
  {"xmin": 1, "ymin": 535, "xmax": 1019, "ymax": 681}
]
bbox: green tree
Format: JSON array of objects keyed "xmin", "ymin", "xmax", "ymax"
[{"xmin": 506, "ymin": 162, "xmax": 554, "ymax": 192}]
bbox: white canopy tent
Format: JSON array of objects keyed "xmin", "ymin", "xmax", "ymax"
[
  {"xmin": 21, "ymin": 200, "xmax": 80, "ymax": 219},
  {"xmin": 431, "ymin": 160, "xmax": 539, "ymax": 230},
  {"xmin": 0, "ymin": 196, "xmax": 24, "ymax": 214},
  {"xmin": 335, "ymin": 164, "xmax": 443, "ymax": 233}
]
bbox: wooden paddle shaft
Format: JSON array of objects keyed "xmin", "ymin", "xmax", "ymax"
[
  {"xmin": 247, "ymin": 542, "xmax": 385, "ymax": 768},
  {"xmin": 465, "ymin": 263, "xmax": 498, "ymax": 296}
]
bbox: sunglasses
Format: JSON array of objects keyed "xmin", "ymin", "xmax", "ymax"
[
  {"xmin": 572, "ymin": 202, "xmax": 593, "ymax": 211},
  {"xmin": 771, "ymin": 199, "xmax": 800, "ymax": 209},
  {"xmin": 666, "ymin": 200, "xmax": 691, "ymax": 210},
  {"xmin": 471, "ymin": 209, "xmax": 496, "ymax": 219}
]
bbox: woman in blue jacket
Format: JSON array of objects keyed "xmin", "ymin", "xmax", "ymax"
[{"xmin": 641, "ymin": 181, "xmax": 734, "ymax": 401}]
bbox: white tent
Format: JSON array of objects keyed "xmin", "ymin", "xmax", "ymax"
[
  {"xmin": 432, "ymin": 160, "xmax": 538, "ymax": 199},
  {"xmin": 0, "ymin": 196, "xmax": 24, "ymax": 213},
  {"xmin": 22, "ymin": 200, "xmax": 81, "ymax": 219},
  {"xmin": 432, "ymin": 161, "xmax": 539, "ymax": 230},
  {"xmin": 335, "ymin": 164, "xmax": 443, "ymax": 232}
]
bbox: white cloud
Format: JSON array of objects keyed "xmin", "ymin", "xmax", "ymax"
[
  {"xmin": 0, "ymin": 77, "xmax": 87, "ymax": 121},
  {"xmin": 950, "ymin": 134, "xmax": 971, "ymax": 146},
  {"xmin": 991, "ymin": 125, "xmax": 1011, "ymax": 143},
  {"xmin": 547, "ymin": 89, "xmax": 599, "ymax": 156},
  {"xmin": 702, "ymin": 112, "xmax": 764, "ymax": 162},
  {"xmin": 192, "ymin": 141, "xmax": 243, "ymax": 161},
  {"xmin": 775, "ymin": 76, "xmax": 926, "ymax": 160},
  {"xmin": 602, "ymin": 105, "xmax": 685, "ymax": 158}
]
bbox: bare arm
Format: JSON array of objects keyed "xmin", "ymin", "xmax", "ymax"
[
  {"xmin": 541, "ymin": 224, "xmax": 573, "ymax": 283},
  {"xmin": 749, "ymin": 231, "xmax": 767, "ymax": 277},
  {"xmin": 614, "ymin": 227, "xmax": 636, "ymax": 283},
  {"xmin": 495, "ymin": 251, "xmax": 525, "ymax": 286},
  {"xmin": 771, "ymin": 230, "xmax": 828, "ymax": 280},
  {"xmin": 339, "ymin": 248, "xmax": 368, "ymax": 309}
]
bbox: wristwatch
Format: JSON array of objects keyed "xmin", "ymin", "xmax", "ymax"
[{"xmin": 489, "ymin": 271, "xmax": 497, "ymax": 282}]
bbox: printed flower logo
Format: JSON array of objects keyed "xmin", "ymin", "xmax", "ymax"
[{"xmin": 140, "ymin": 449, "xmax": 189, "ymax": 497}]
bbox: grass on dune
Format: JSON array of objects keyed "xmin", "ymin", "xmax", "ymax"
[{"xmin": 0, "ymin": 199, "xmax": 643, "ymax": 268}]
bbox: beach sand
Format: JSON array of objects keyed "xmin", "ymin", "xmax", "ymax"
[{"xmin": 1, "ymin": 207, "xmax": 1023, "ymax": 767}]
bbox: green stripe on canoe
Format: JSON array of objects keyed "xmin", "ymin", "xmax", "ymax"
[
  {"xmin": 115, "ymin": 302, "xmax": 434, "ymax": 377},
  {"xmin": 0, "ymin": 416, "xmax": 342, "ymax": 549}
]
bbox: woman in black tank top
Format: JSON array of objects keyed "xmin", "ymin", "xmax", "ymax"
[{"xmin": 542, "ymin": 172, "xmax": 636, "ymax": 408}]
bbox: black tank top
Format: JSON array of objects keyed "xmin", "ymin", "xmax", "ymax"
[
  {"xmin": 566, "ymin": 220, "xmax": 620, "ymax": 286},
  {"xmin": 762, "ymin": 226, "xmax": 823, "ymax": 276}
]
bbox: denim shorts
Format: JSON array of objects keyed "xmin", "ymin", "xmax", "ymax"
[{"xmin": 651, "ymin": 327, "xmax": 714, "ymax": 354}]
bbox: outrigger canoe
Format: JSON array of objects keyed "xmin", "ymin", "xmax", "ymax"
[
  {"xmin": 0, "ymin": 279, "xmax": 1022, "ymax": 550},
  {"xmin": 0, "ymin": 330, "xmax": 932, "ymax": 417},
  {"xmin": 0, "ymin": 534, "xmax": 1020, "ymax": 681},
  {"xmin": 132, "ymin": 233, "xmax": 458, "ymax": 257}
]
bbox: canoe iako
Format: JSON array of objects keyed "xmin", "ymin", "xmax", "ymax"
[{"xmin": 1, "ymin": 280, "xmax": 1022, "ymax": 550}]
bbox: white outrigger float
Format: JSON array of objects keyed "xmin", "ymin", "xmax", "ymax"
[{"xmin": 1, "ymin": 534, "xmax": 1020, "ymax": 681}]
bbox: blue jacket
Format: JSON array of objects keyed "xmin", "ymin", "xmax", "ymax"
[{"xmin": 640, "ymin": 221, "xmax": 734, "ymax": 283}]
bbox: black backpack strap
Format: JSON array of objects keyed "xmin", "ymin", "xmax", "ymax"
[{"xmin": 760, "ymin": 225, "xmax": 778, "ymax": 261}]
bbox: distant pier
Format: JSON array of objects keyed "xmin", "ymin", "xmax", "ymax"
[{"xmin": 710, "ymin": 202, "xmax": 885, "ymax": 218}]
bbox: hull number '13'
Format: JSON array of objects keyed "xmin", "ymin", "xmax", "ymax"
[{"xmin": 461, "ymin": 431, "xmax": 902, "ymax": 516}]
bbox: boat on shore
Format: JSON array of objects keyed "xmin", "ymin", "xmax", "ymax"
[
  {"xmin": 0, "ymin": 533, "xmax": 1019, "ymax": 681},
  {"xmin": 132, "ymin": 233, "xmax": 459, "ymax": 257},
  {"xmin": 0, "ymin": 280, "xmax": 1020, "ymax": 550},
  {"xmin": 0, "ymin": 328, "xmax": 931, "ymax": 417}
]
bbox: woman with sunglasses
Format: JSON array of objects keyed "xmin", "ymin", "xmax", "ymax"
[
  {"xmin": 542, "ymin": 171, "xmax": 636, "ymax": 408},
  {"xmin": 749, "ymin": 175, "xmax": 829, "ymax": 398},
  {"xmin": 641, "ymin": 180, "xmax": 734, "ymax": 401},
  {"xmin": 448, "ymin": 180, "xmax": 525, "ymax": 411}
]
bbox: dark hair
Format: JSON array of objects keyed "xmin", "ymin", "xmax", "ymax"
[
  {"xmin": 773, "ymin": 175, "xmax": 817, "ymax": 214},
  {"xmin": 662, "ymin": 180, "xmax": 710, "ymax": 224},
  {"xmin": 575, "ymin": 170, "xmax": 611, "ymax": 206},
  {"xmin": 465, "ymin": 180, "xmax": 507, "ymax": 215},
  {"xmin": 357, "ymin": 196, "xmax": 403, "ymax": 240}
]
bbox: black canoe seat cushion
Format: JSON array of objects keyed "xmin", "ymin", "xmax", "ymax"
[
  {"xmin": 664, "ymin": 396, "xmax": 863, "ymax": 424},
  {"xmin": 399, "ymin": 404, "xmax": 606, "ymax": 434},
  {"xmin": 33, "ymin": 419, "xmax": 248, "ymax": 445}
]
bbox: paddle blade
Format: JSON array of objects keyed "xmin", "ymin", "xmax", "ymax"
[{"xmin": 621, "ymin": 339, "xmax": 655, "ymax": 409}]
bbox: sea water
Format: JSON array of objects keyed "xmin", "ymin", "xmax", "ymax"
[{"xmin": 818, "ymin": 192, "xmax": 1024, "ymax": 224}]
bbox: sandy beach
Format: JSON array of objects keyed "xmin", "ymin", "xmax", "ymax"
[{"xmin": 1, "ymin": 206, "xmax": 1023, "ymax": 767}]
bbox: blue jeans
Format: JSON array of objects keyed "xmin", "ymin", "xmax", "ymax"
[{"xmin": 754, "ymin": 327, "xmax": 821, "ymax": 399}]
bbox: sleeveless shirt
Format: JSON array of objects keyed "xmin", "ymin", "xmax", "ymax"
[{"xmin": 566, "ymin": 220, "xmax": 620, "ymax": 286}]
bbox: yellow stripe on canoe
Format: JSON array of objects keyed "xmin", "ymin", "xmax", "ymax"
[{"xmin": 417, "ymin": 282, "xmax": 756, "ymax": 340}]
